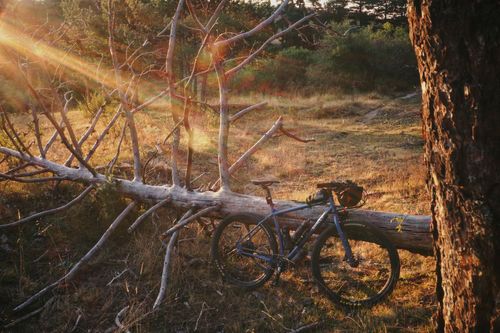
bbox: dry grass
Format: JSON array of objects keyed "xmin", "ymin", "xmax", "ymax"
[{"xmin": 0, "ymin": 92, "xmax": 435, "ymax": 332}]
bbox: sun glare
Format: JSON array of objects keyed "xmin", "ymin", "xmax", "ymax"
[{"xmin": 0, "ymin": 18, "xmax": 117, "ymax": 89}]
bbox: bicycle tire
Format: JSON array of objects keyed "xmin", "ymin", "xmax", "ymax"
[
  {"xmin": 211, "ymin": 213, "xmax": 278, "ymax": 290},
  {"xmin": 311, "ymin": 221, "xmax": 400, "ymax": 308}
]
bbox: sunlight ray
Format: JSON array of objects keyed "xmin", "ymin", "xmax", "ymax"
[{"xmin": 0, "ymin": 19, "xmax": 117, "ymax": 90}]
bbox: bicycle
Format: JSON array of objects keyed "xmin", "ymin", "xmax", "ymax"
[{"xmin": 210, "ymin": 179, "xmax": 400, "ymax": 308}]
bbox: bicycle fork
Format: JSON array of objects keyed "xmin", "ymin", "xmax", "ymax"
[{"xmin": 329, "ymin": 197, "xmax": 357, "ymax": 267}]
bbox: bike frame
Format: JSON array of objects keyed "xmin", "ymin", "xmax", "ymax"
[{"xmin": 236, "ymin": 195, "xmax": 355, "ymax": 266}]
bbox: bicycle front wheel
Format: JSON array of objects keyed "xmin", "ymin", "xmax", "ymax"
[
  {"xmin": 211, "ymin": 213, "xmax": 278, "ymax": 290},
  {"xmin": 311, "ymin": 222, "xmax": 400, "ymax": 308}
]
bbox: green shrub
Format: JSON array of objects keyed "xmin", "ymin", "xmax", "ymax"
[
  {"xmin": 232, "ymin": 47, "xmax": 313, "ymax": 94},
  {"xmin": 232, "ymin": 22, "xmax": 417, "ymax": 95},
  {"xmin": 307, "ymin": 21, "xmax": 418, "ymax": 93}
]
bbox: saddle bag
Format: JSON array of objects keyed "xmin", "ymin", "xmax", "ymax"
[{"xmin": 336, "ymin": 183, "xmax": 364, "ymax": 208}]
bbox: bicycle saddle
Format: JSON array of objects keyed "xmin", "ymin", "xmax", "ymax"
[{"xmin": 251, "ymin": 179, "xmax": 280, "ymax": 186}]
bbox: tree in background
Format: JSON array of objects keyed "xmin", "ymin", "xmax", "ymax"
[
  {"xmin": 325, "ymin": 0, "xmax": 406, "ymax": 26},
  {"xmin": 407, "ymin": 0, "xmax": 500, "ymax": 331},
  {"xmin": 1, "ymin": 0, "xmax": 419, "ymax": 99},
  {"xmin": 306, "ymin": 21, "xmax": 417, "ymax": 93}
]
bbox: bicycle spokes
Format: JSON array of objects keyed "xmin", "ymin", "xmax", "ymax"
[
  {"xmin": 217, "ymin": 220, "xmax": 274, "ymax": 284},
  {"xmin": 317, "ymin": 235, "xmax": 393, "ymax": 303}
]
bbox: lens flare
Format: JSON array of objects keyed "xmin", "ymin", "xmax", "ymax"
[{"xmin": 0, "ymin": 19, "xmax": 117, "ymax": 89}]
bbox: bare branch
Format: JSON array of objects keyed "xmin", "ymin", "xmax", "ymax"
[
  {"xmin": 107, "ymin": 119, "xmax": 128, "ymax": 174},
  {"xmin": 161, "ymin": 205, "xmax": 220, "ymax": 238},
  {"xmin": 278, "ymin": 126, "xmax": 315, "ymax": 143},
  {"xmin": 84, "ymin": 106, "xmax": 122, "ymax": 162},
  {"xmin": 205, "ymin": 0, "xmax": 229, "ymax": 31},
  {"xmin": 128, "ymin": 197, "xmax": 171, "ymax": 233},
  {"xmin": 14, "ymin": 202, "xmax": 136, "ymax": 312},
  {"xmin": 186, "ymin": 0, "xmax": 205, "ymax": 31},
  {"xmin": 1, "ymin": 110, "xmax": 33, "ymax": 157},
  {"xmin": 65, "ymin": 104, "xmax": 105, "ymax": 166},
  {"xmin": 115, "ymin": 306, "xmax": 131, "ymax": 333},
  {"xmin": 230, "ymin": 117, "xmax": 283, "ymax": 174},
  {"xmin": 130, "ymin": 60, "xmax": 231, "ymax": 116},
  {"xmin": 184, "ymin": 33, "xmax": 211, "ymax": 89},
  {"xmin": 183, "ymin": 97, "xmax": 194, "ymax": 190},
  {"xmin": 230, "ymin": 102, "xmax": 267, "ymax": 123},
  {"xmin": 42, "ymin": 105, "xmax": 69, "ymax": 156},
  {"xmin": 210, "ymin": 117, "xmax": 284, "ymax": 190},
  {"xmin": 108, "ymin": 0, "xmax": 142, "ymax": 182},
  {"xmin": 59, "ymin": 93, "xmax": 86, "ymax": 165},
  {"xmin": 12, "ymin": 168, "xmax": 50, "ymax": 178},
  {"xmin": 213, "ymin": 59, "xmax": 231, "ymax": 191},
  {"xmin": 13, "ymin": 68, "xmax": 98, "ymax": 175},
  {"xmin": 3, "ymin": 298, "xmax": 55, "ymax": 329},
  {"xmin": 0, "ymin": 114, "xmax": 25, "ymax": 156},
  {"xmin": 30, "ymin": 106, "xmax": 45, "ymax": 158},
  {"xmin": 190, "ymin": 172, "xmax": 207, "ymax": 187},
  {"xmin": 119, "ymin": 18, "xmax": 173, "ymax": 71},
  {"xmin": 42, "ymin": 107, "xmax": 98, "ymax": 175},
  {"xmin": 0, "ymin": 173, "xmax": 65, "ymax": 183},
  {"xmin": 0, "ymin": 185, "xmax": 94, "ymax": 229},
  {"xmin": 166, "ymin": 0, "xmax": 186, "ymax": 186},
  {"xmin": 214, "ymin": 0, "xmax": 289, "ymax": 48},
  {"xmin": 153, "ymin": 230, "xmax": 178, "ymax": 311},
  {"xmin": 225, "ymin": 13, "xmax": 316, "ymax": 77},
  {"xmin": 163, "ymin": 119, "xmax": 184, "ymax": 145},
  {"xmin": 153, "ymin": 208, "xmax": 193, "ymax": 310},
  {"xmin": 129, "ymin": 89, "xmax": 169, "ymax": 114},
  {"xmin": 3, "ymin": 163, "xmax": 31, "ymax": 175},
  {"xmin": 290, "ymin": 321, "xmax": 323, "ymax": 333}
]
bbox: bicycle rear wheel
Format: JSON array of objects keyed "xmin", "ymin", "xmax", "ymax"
[
  {"xmin": 211, "ymin": 213, "xmax": 278, "ymax": 289},
  {"xmin": 311, "ymin": 221, "xmax": 400, "ymax": 308}
]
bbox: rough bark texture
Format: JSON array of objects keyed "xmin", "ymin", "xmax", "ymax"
[{"xmin": 407, "ymin": 1, "xmax": 500, "ymax": 331}]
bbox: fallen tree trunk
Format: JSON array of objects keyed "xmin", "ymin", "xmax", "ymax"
[
  {"xmin": 1, "ymin": 147, "xmax": 432, "ymax": 255},
  {"xmin": 165, "ymin": 190, "xmax": 431, "ymax": 255}
]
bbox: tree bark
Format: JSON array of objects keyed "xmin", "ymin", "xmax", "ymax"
[{"xmin": 407, "ymin": 1, "xmax": 500, "ymax": 331}]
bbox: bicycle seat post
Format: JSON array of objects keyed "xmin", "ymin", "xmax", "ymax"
[
  {"xmin": 251, "ymin": 179, "xmax": 280, "ymax": 209},
  {"xmin": 262, "ymin": 185, "xmax": 275, "ymax": 209}
]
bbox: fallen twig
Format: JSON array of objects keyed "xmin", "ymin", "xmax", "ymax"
[
  {"xmin": 69, "ymin": 310, "xmax": 83, "ymax": 333},
  {"xmin": 289, "ymin": 321, "xmax": 323, "ymax": 333},
  {"xmin": 194, "ymin": 302, "xmax": 208, "ymax": 331},
  {"xmin": 279, "ymin": 126, "xmax": 315, "ymax": 143},
  {"xmin": 4, "ymin": 297, "xmax": 54, "ymax": 329},
  {"xmin": 0, "ymin": 185, "xmax": 95, "ymax": 229},
  {"xmin": 115, "ymin": 305, "xmax": 131, "ymax": 333},
  {"xmin": 229, "ymin": 102, "xmax": 267, "ymax": 123},
  {"xmin": 14, "ymin": 202, "xmax": 136, "ymax": 312},
  {"xmin": 153, "ymin": 209, "xmax": 193, "ymax": 310},
  {"xmin": 153, "ymin": 232, "xmax": 178, "ymax": 311},
  {"xmin": 107, "ymin": 268, "xmax": 130, "ymax": 286}
]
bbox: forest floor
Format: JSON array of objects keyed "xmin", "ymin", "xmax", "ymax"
[{"xmin": 0, "ymin": 92, "xmax": 435, "ymax": 332}]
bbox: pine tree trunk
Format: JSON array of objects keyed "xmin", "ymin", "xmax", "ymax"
[{"xmin": 407, "ymin": 1, "xmax": 500, "ymax": 331}]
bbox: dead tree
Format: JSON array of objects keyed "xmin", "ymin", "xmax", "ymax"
[{"xmin": 0, "ymin": 0, "xmax": 431, "ymax": 315}]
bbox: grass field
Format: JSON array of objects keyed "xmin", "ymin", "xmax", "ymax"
[{"xmin": 0, "ymin": 92, "xmax": 435, "ymax": 332}]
